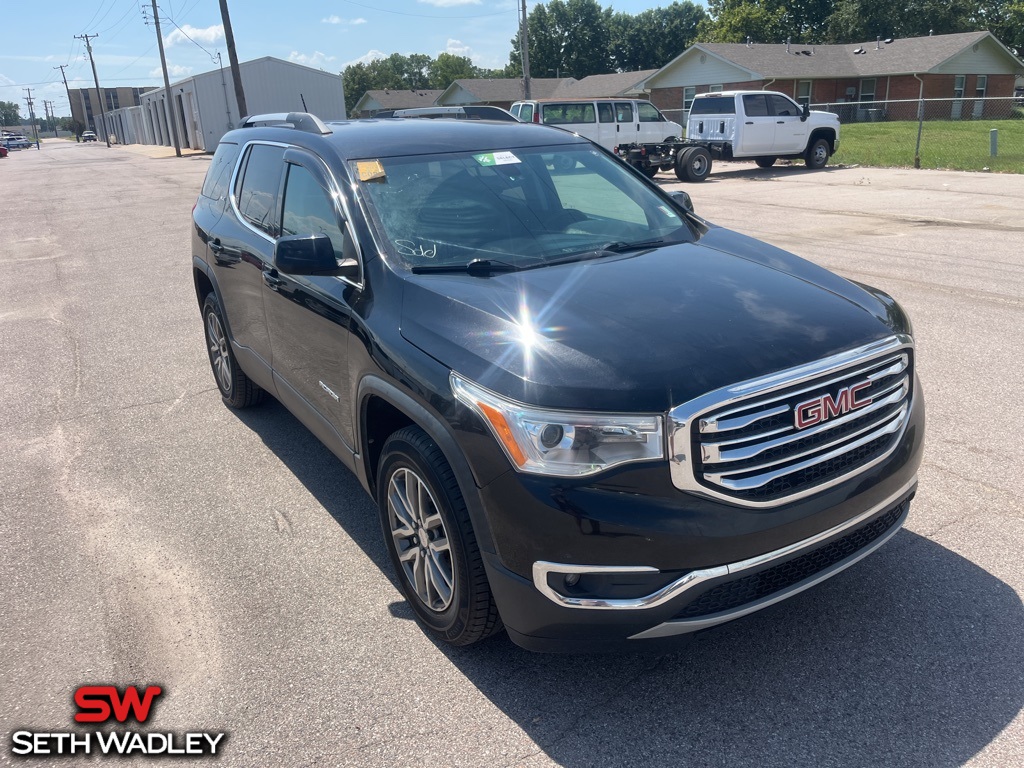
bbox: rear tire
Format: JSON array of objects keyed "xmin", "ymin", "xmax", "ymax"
[
  {"xmin": 755, "ymin": 156, "xmax": 777, "ymax": 168},
  {"xmin": 377, "ymin": 426, "xmax": 502, "ymax": 647},
  {"xmin": 805, "ymin": 138, "xmax": 830, "ymax": 169},
  {"xmin": 202, "ymin": 293, "xmax": 265, "ymax": 408},
  {"xmin": 675, "ymin": 146, "xmax": 712, "ymax": 182}
]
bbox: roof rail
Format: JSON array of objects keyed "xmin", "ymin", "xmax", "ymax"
[{"xmin": 238, "ymin": 112, "xmax": 332, "ymax": 135}]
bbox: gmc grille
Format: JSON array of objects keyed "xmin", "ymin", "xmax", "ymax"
[{"xmin": 669, "ymin": 337, "xmax": 914, "ymax": 507}]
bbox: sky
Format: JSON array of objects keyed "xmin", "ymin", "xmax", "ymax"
[{"xmin": 0, "ymin": 0, "xmax": 691, "ymax": 118}]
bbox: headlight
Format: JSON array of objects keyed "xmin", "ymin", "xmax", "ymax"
[{"xmin": 451, "ymin": 373, "xmax": 665, "ymax": 477}]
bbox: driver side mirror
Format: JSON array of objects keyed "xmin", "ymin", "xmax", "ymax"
[
  {"xmin": 275, "ymin": 233, "xmax": 358, "ymax": 279},
  {"xmin": 800, "ymin": 102, "xmax": 810, "ymax": 122},
  {"xmin": 670, "ymin": 190, "xmax": 694, "ymax": 213}
]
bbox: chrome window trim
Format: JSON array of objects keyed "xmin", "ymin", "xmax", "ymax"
[
  {"xmin": 228, "ymin": 139, "xmax": 366, "ymax": 290},
  {"xmin": 532, "ymin": 475, "xmax": 915, "ymax": 612},
  {"xmin": 669, "ymin": 334, "xmax": 914, "ymax": 508}
]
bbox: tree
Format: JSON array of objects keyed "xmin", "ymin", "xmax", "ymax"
[
  {"xmin": 428, "ymin": 53, "xmax": 477, "ymax": 90},
  {"xmin": 823, "ymin": 0, "xmax": 977, "ymax": 42},
  {"xmin": 697, "ymin": 0, "xmax": 788, "ymax": 43},
  {"xmin": 0, "ymin": 100, "xmax": 20, "ymax": 127},
  {"xmin": 610, "ymin": 3, "xmax": 706, "ymax": 71}
]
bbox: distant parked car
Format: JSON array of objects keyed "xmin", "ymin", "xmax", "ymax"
[
  {"xmin": 0, "ymin": 145, "xmax": 8, "ymax": 159},
  {"xmin": 82, "ymin": 131, "xmax": 98, "ymax": 142},
  {"xmin": 4, "ymin": 135, "xmax": 33, "ymax": 149}
]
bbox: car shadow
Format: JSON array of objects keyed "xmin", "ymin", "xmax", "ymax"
[
  {"xmin": 655, "ymin": 163, "xmax": 850, "ymax": 184},
  {"xmin": 232, "ymin": 400, "xmax": 1023, "ymax": 767}
]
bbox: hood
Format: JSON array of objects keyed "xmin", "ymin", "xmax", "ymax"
[{"xmin": 400, "ymin": 227, "xmax": 903, "ymax": 412}]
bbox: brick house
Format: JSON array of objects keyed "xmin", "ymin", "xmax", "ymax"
[
  {"xmin": 641, "ymin": 31, "xmax": 1024, "ymax": 122},
  {"xmin": 435, "ymin": 78, "xmax": 568, "ymax": 110}
]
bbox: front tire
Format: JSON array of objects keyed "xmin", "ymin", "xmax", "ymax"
[
  {"xmin": 202, "ymin": 293, "xmax": 265, "ymax": 408},
  {"xmin": 805, "ymin": 138, "xmax": 830, "ymax": 169},
  {"xmin": 377, "ymin": 426, "xmax": 502, "ymax": 646}
]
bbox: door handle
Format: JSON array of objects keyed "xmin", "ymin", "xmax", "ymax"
[
  {"xmin": 777, "ymin": 120, "xmax": 785, "ymax": 124},
  {"xmin": 745, "ymin": 121, "xmax": 754, "ymax": 125},
  {"xmin": 263, "ymin": 269, "xmax": 283, "ymax": 289},
  {"xmin": 209, "ymin": 240, "xmax": 224, "ymax": 253}
]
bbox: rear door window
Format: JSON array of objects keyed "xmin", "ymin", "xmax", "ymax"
[
  {"xmin": 235, "ymin": 144, "xmax": 286, "ymax": 237},
  {"xmin": 742, "ymin": 94, "xmax": 770, "ymax": 117},
  {"xmin": 615, "ymin": 102, "xmax": 634, "ymax": 122}
]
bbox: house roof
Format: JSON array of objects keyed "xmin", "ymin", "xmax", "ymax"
[
  {"xmin": 646, "ymin": 31, "xmax": 1024, "ymax": 87},
  {"xmin": 354, "ymin": 89, "xmax": 444, "ymax": 112},
  {"xmin": 438, "ymin": 77, "xmax": 569, "ymax": 104},
  {"xmin": 551, "ymin": 70, "xmax": 658, "ymax": 98}
]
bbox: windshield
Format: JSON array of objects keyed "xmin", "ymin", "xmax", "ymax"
[{"xmin": 352, "ymin": 144, "xmax": 692, "ymax": 270}]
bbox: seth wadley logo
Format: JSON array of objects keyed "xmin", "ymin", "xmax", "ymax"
[{"xmin": 10, "ymin": 685, "xmax": 227, "ymax": 757}]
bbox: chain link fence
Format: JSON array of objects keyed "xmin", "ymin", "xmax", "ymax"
[
  {"xmin": 811, "ymin": 96, "xmax": 1023, "ymax": 172},
  {"xmin": 660, "ymin": 96, "xmax": 1023, "ymax": 172}
]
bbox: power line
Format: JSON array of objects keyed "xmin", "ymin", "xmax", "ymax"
[{"xmin": 163, "ymin": 15, "xmax": 217, "ymax": 61}]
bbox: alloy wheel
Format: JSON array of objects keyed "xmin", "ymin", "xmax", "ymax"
[
  {"xmin": 387, "ymin": 467, "xmax": 455, "ymax": 612},
  {"xmin": 206, "ymin": 312, "xmax": 232, "ymax": 394}
]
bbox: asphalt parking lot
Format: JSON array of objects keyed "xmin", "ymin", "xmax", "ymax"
[{"xmin": 1, "ymin": 140, "xmax": 1022, "ymax": 767}]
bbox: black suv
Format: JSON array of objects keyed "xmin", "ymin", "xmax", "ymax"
[{"xmin": 192, "ymin": 112, "xmax": 924, "ymax": 652}]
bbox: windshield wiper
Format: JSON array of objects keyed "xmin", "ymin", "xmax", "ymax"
[
  {"xmin": 411, "ymin": 258, "xmax": 522, "ymax": 275},
  {"xmin": 526, "ymin": 239, "xmax": 671, "ymax": 270},
  {"xmin": 598, "ymin": 239, "xmax": 668, "ymax": 252}
]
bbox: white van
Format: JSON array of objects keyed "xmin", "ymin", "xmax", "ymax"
[{"xmin": 510, "ymin": 99, "xmax": 683, "ymax": 153}]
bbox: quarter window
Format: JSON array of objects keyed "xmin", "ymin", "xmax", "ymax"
[
  {"xmin": 201, "ymin": 142, "xmax": 240, "ymax": 204},
  {"xmin": 235, "ymin": 144, "xmax": 286, "ymax": 236}
]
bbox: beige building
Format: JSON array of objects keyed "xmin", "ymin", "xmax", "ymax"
[{"xmin": 69, "ymin": 87, "xmax": 148, "ymax": 132}]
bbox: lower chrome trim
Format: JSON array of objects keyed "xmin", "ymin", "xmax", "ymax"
[
  {"xmin": 629, "ymin": 500, "xmax": 909, "ymax": 639},
  {"xmin": 532, "ymin": 475, "xmax": 916, "ymax": 612}
]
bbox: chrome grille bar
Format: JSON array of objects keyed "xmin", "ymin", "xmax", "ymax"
[
  {"xmin": 702, "ymin": 377, "xmax": 909, "ymax": 464},
  {"xmin": 668, "ymin": 335, "xmax": 915, "ymax": 508}
]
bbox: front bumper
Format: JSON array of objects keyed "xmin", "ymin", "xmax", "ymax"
[{"xmin": 474, "ymin": 377, "xmax": 924, "ymax": 652}]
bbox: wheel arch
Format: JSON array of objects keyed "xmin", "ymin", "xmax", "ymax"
[
  {"xmin": 357, "ymin": 376, "xmax": 498, "ymax": 554},
  {"xmin": 809, "ymin": 127, "xmax": 837, "ymax": 153}
]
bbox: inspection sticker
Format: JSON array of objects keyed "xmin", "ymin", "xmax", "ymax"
[
  {"xmin": 473, "ymin": 151, "xmax": 520, "ymax": 167},
  {"xmin": 356, "ymin": 160, "xmax": 386, "ymax": 182}
]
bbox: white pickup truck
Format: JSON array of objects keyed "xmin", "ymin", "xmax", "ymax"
[{"xmin": 617, "ymin": 90, "xmax": 840, "ymax": 182}]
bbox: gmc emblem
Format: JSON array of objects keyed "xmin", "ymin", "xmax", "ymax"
[{"xmin": 795, "ymin": 381, "xmax": 873, "ymax": 430}]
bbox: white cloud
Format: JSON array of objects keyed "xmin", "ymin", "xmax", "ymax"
[
  {"xmin": 445, "ymin": 39, "xmax": 472, "ymax": 56},
  {"xmin": 149, "ymin": 65, "xmax": 193, "ymax": 78},
  {"xmin": 288, "ymin": 51, "xmax": 337, "ymax": 69},
  {"xmin": 322, "ymin": 15, "xmax": 367, "ymax": 25},
  {"xmin": 164, "ymin": 24, "xmax": 225, "ymax": 48},
  {"xmin": 418, "ymin": 0, "xmax": 481, "ymax": 6},
  {"xmin": 343, "ymin": 49, "xmax": 387, "ymax": 68}
]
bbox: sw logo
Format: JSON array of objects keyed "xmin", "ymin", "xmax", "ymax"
[
  {"xmin": 9, "ymin": 684, "xmax": 226, "ymax": 758},
  {"xmin": 74, "ymin": 685, "xmax": 162, "ymax": 723}
]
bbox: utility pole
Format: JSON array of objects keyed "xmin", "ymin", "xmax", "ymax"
[
  {"xmin": 520, "ymin": 0, "xmax": 531, "ymax": 100},
  {"xmin": 23, "ymin": 88, "xmax": 40, "ymax": 148},
  {"xmin": 218, "ymin": 0, "xmax": 248, "ymax": 118},
  {"xmin": 54, "ymin": 64, "xmax": 73, "ymax": 127},
  {"xmin": 75, "ymin": 34, "xmax": 111, "ymax": 147},
  {"xmin": 45, "ymin": 100, "xmax": 58, "ymax": 137},
  {"xmin": 150, "ymin": 0, "xmax": 181, "ymax": 156},
  {"xmin": 216, "ymin": 52, "xmax": 233, "ymax": 130}
]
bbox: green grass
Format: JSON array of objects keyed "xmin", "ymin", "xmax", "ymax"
[{"xmin": 837, "ymin": 119, "xmax": 1024, "ymax": 173}]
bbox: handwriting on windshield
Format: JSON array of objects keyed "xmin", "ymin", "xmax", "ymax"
[{"xmin": 396, "ymin": 240, "xmax": 437, "ymax": 259}]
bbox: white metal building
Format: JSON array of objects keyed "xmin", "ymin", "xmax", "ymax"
[{"xmin": 102, "ymin": 56, "xmax": 346, "ymax": 151}]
